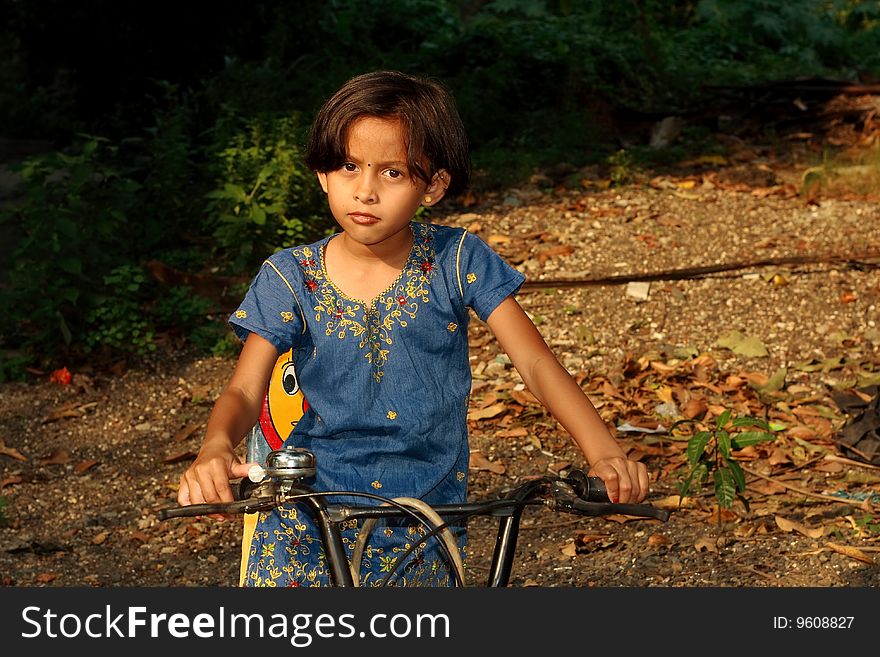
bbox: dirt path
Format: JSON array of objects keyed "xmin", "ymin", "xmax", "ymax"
[{"xmin": 1, "ymin": 140, "xmax": 879, "ymax": 588}]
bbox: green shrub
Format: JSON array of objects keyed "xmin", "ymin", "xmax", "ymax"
[
  {"xmin": 0, "ymin": 138, "xmax": 145, "ymax": 363},
  {"xmin": 205, "ymin": 114, "xmax": 332, "ymax": 272}
]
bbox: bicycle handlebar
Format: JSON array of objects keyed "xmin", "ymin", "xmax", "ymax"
[{"xmin": 157, "ymin": 471, "xmax": 670, "ymax": 523}]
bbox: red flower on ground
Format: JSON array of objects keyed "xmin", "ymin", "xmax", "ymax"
[{"xmin": 50, "ymin": 367, "xmax": 72, "ymax": 385}]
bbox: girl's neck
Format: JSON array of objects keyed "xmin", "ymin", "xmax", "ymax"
[
  {"xmin": 323, "ymin": 226, "xmax": 414, "ymax": 306},
  {"xmin": 335, "ymin": 226, "xmax": 413, "ymax": 268}
]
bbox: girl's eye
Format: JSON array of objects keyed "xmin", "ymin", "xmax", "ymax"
[
  {"xmin": 342, "ymin": 162, "xmax": 357, "ymax": 172},
  {"xmin": 386, "ymin": 169, "xmax": 403, "ymax": 179}
]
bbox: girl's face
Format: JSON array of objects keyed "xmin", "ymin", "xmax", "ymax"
[{"xmin": 316, "ymin": 116, "xmax": 447, "ymax": 252}]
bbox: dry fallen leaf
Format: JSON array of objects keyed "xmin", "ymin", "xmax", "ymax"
[
  {"xmin": 38, "ymin": 449, "xmax": 71, "ymax": 465},
  {"xmin": 651, "ymin": 495, "xmax": 697, "ymax": 510},
  {"xmin": 1, "ymin": 474, "xmax": 24, "ymax": 489},
  {"xmin": 74, "ymin": 459, "xmax": 99, "ymax": 474},
  {"xmin": 560, "ymin": 542, "xmax": 577, "ymax": 557},
  {"xmin": 751, "ymin": 479, "xmax": 787, "ymax": 495},
  {"xmin": 467, "ymin": 402, "xmax": 506, "ymax": 421},
  {"xmin": 825, "ymin": 542, "xmax": 874, "ymax": 564},
  {"xmin": 468, "ymin": 451, "xmax": 506, "ymax": 474},
  {"xmin": 0, "ymin": 439, "xmax": 28, "ymax": 462},
  {"xmin": 510, "ymin": 389, "xmax": 539, "ymax": 406},
  {"xmin": 36, "ymin": 573, "xmax": 58, "ymax": 583},
  {"xmin": 92, "ymin": 531, "xmax": 110, "ymax": 545},
  {"xmin": 173, "ymin": 421, "xmax": 204, "ymax": 443},
  {"xmin": 694, "ymin": 536, "xmax": 718, "ymax": 553},
  {"xmin": 775, "ymin": 515, "xmax": 825, "ymax": 539},
  {"xmin": 496, "ymin": 427, "xmax": 529, "ymax": 438}
]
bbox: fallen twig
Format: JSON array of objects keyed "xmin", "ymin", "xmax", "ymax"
[
  {"xmin": 742, "ymin": 466, "xmax": 860, "ymax": 506},
  {"xmin": 520, "ymin": 252, "xmax": 880, "ymax": 290}
]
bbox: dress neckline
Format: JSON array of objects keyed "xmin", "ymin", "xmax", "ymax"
[{"xmin": 319, "ymin": 223, "xmax": 417, "ymax": 309}]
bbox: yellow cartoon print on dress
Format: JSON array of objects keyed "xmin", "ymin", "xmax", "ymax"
[
  {"xmin": 259, "ymin": 349, "xmax": 309, "ymax": 450},
  {"xmin": 241, "ymin": 349, "xmax": 309, "ymax": 586}
]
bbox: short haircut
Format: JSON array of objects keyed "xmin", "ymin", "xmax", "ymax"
[{"xmin": 305, "ymin": 70, "xmax": 471, "ymax": 196}]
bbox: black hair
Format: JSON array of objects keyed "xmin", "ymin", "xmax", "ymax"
[{"xmin": 305, "ymin": 70, "xmax": 471, "ymax": 196}]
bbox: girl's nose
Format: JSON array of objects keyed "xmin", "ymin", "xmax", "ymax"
[{"xmin": 354, "ymin": 172, "xmax": 377, "ymax": 204}]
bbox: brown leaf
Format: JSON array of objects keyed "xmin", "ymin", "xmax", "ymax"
[
  {"xmin": 787, "ymin": 425, "xmax": 819, "ymax": 441},
  {"xmin": 74, "ymin": 460, "xmax": 99, "ymax": 474},
  {"xmin": 536, "ymin": 245, "xmax": 574, "ymax": 264},
  {"xmin": 496, "ymin": 427, "xmax": 529, "ymax": 438},
  {"xmin": 767, "ymin": 447, "xmax": 792, "ymax": 466},
  {"xmin": 173, "ymin": 421, "xmax": 203, "ymax": 443},
  {"xmin": 812, "ymin": 460, "xmax": 844, "ymax": 473},
  {"xmin": 467, "ymin": 402, "xmax": 506, "ymax": 422},
  {"xmin": 38, "ymin": 449, "xmax": 70, "ymax": 465},
  {"xmin": 694, "ymin": 536, "xmax": 718, "ymax": 553},
  {"xmin": 825, "ymin": 542, "xmax": 874, "ymax": 564},
  {"xmin": 130, "ymin": 531, "xmax": 151, "ymax": 543},
  {"xmin": 681, "ymin": 399, "xmax": 708, "ymax": 419},
  {"xmin": 560, "ymin": 542, "xmax": 577, "ymax": 557},
  {"xmin": 1, "ymin": 474, "xmax": 24, "ymax": 489},
  {"xmin": 36, "ymin": 573, "xmax": 58, "ymax": 583},
  {"xmin": 92, "ymin": 531, "xmax": 110, "ymax": 545},
  {"xmin": 775, "ymin": 515, "xmax": 825, "ymax": 539},
  {"xmin": 510, "ymin": 389, "xmax": 539, "ymax": 406},
  {"xmin": 469, "ymin": 451, "xmax": 506, "ymax": 474},
  {"xmin": 41, "ymin": 401, "xmax": 98, "ymax": 424},
  {"xmin": 647, "ymin": 533, "xmax": 671, "ymax": 546},
  {"xmin": 751, "ymin": 479, "xmax": 787, "ymax": 495},
  {"xmin": 0, "ymin": 440, "xmax": 28, "ymax": 462}
]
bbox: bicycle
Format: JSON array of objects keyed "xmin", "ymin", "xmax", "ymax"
[{"xmin": 158, "ymin": 445, "xmax": 671, "ymax": 587}]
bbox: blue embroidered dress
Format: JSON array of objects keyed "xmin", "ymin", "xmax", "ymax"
[{"xmin": 230, "ymin": 221, "xmax": 524, "ymax": 586}]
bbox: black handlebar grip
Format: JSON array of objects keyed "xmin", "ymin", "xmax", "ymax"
[{"xmin": 566, "ymin": 470, "xmax": 610, "ymax": 502}]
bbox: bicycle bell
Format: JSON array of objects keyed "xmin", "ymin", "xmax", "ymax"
[{"xmin": 256, "ymin": 446, "xmax": 317, "ymax": 482}]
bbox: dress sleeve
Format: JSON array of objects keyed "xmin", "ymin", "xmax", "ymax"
[
  {"xmin": 455, "ymin": 230, "xmax": 526, "ymax": 321},
  {"xmin": 228, "ymin": 258, "xmax": 305, "ymax": 352}
]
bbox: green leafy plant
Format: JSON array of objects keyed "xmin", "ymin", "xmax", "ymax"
[
  {"xmin": 0, "ymin": 496, "xmax": 8, "ymax": 528},
  {"xmin": 0, "ymin": 138, "xmax": 144, "ymax": 361},
  {"xmin": 205, "ymin": 114, "xmax": 330, "ymax": 272},
  {"xmin": 674, "ymin": 409, "xmax": 779, "ymax": 524},
  {"xmin": 83, "ymin": 264, "xmax": 156, "ymax": 355}
]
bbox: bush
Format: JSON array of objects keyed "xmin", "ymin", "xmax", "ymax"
[{"xmin": 205, "ymin": 113, "xmax": 332, "ymax": 272}]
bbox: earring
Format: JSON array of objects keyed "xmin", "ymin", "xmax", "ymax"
[{"xmin": 424, "ymin": 196, "xmax": 432, "ymax": 204}]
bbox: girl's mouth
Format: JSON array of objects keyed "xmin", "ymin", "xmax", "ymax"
[{"xmin": 349, "ymin": 212, "xmax": 379, "ymax": 225}]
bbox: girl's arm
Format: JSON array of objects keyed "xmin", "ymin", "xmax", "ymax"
[
  {"xmin": 485, "ymin": 296, "xmax": 649, "ymax": 503},
  {"xmin": 177, "ymin": 332, "xmax": 279, "ymax": 505}
]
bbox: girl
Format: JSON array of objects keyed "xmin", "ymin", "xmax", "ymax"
[{"xmin": 177, "ymin": 70, "xmax": 648, "ymax": 587}]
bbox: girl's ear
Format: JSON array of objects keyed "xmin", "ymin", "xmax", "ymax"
[
  {"xmin": 316, "ymin": 172, "xmax": 329, "ymax": 193},
  {"xmin": 422, "ymin": 170, "xmax": 450, "ymax": 207}
]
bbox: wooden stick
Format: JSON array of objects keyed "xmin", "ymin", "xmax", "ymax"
[
  {"xmin": 741, "ymin": 466, "xmax": 861, "ymax": 506},
  {"xmin": 520, "ymin": 252, "xmax": 880, "ymax": 290}
]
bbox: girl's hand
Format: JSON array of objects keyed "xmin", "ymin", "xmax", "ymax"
[
  {"xmin": 587, "ymin": 456, "xmax": 649, "ymax": 504},
  {"xmin": 177, "ymin": 441, "xmax": 254, "ymax": 505}
]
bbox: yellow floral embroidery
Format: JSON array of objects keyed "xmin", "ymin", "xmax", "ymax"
[
  {"xmin": 466, "ymin": 272, "xmax": 477, "ymax": 284},
  {"xmin": 371, "ymin": 480, "xmax": 382, "ymax": 489},
  {"xmin": 456, "ymin": 471, "xmax": 466, "ymax": 482},
  {"xmin": 235, "ymin": 310, "xmax": 247, "ymax": 318},
  {"xmin": 447, "ymin": 322, "xmax": 458, "ymax": 333},
  {"xmin": 387, "ymin": 410, "xmax": 397, "ymax": 420},
  {"xmin": 383, "ymin": 527, "xmax": 394, "ymax": 537},
  {"xmin": 280, "ymin": 311, "xmax": 294, "ymax": 323},
  {"xmin": 294, "ymin": 223, "xmax": 438, "ymax": 383}
]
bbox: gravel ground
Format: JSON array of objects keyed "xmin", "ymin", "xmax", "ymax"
[{"xmin": 1, "ymin": 153, "xmax": 879, "ymax": 588}]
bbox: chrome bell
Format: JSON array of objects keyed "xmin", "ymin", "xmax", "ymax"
[{"xmin": 264, "ymin": 447, "xmax": 317, "ymax": 481}]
